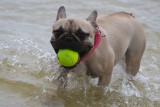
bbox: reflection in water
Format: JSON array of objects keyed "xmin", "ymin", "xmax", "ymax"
[{"xmin": 0, "ymin": 0, "xmax": 160, "ymax": 107}]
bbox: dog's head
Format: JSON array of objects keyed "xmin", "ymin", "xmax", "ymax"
[{"xmin": 50, "ymin": 6, "xmax": 98, "ymax": 58}]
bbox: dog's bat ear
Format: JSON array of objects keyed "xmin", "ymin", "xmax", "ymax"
[
  {"xmin": 87, "ymin": 10, "xmax": 97, "ymax": 23},
  {"xmin": 87, "ymin": 10, "xmax": 98, "ymax": 28},
  {"xmin": 56, "ymin": 6, "xmax": 66, "ymax": 21}
]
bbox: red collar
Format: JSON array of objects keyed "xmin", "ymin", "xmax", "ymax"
[{"xmin": 80, "ymin": 28, "xmax": 101, "ymax": 62}]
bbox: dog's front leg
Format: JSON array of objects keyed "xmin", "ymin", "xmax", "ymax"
[
  {"xmin": 56, "ymin": 69, "xmax": 69, "ymax": 89},
  {"xmin": 98, "ymin": 73, "xmax": 112, "ymax": 86},
  {"xmin": 98, "ymin": 66, "xmax": 113, "ymax": 86}
]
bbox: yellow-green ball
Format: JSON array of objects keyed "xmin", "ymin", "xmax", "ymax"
[{"xmin": 57, "ymin": 49, "xmax": 79, "ymax": 67}]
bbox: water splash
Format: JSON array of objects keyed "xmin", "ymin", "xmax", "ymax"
[{"xmin": 1, "ymin": 35, "xmax": 160, "ymax": 107}]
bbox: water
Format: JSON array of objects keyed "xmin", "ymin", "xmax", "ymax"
[{"xmin": 0, "ymin": 0, "xmax": 160, "ymax": 107}]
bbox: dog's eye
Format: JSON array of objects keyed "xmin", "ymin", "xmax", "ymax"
[
  {"xmin": 78, "ymin": 32, "xmax": 89, "ymax": 40},
  {"xmin": 52, "ymin": 27, "xmax": 64, "ymax": 38},
  {"xmin": 75, "ymin": 29, "xmax": 89, "ymax": 40}
]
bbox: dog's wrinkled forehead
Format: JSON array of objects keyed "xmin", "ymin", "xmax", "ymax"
[{"xmin": 52, "ymin": 18, "xmax": 95, "ymax": 34}]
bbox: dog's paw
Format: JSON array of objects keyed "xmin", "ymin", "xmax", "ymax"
[
  {"xmin": 126, "ymin": 73, "xmax": 134, "ymax": 81},
  {"xmin": 122, "ymin": 74, "xmax": 134, "ymax": 86}
]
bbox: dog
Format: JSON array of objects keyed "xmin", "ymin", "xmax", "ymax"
[{"xmin": 50, "ymin": 6, "xmax": 146, "ymax": 87}]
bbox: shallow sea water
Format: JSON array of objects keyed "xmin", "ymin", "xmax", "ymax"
[{"xmin": 0, "ymin": 0, "xmax": 160, "ymax": 107}]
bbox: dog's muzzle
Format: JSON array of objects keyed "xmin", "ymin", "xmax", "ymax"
[{"xmin": 50, "ymin": 32, "xmax": 93, "ymax": 57}]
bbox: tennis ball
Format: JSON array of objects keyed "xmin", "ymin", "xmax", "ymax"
[{"xmin": 57, "ymin": 49, "xmax": 79, "ymax": 67}]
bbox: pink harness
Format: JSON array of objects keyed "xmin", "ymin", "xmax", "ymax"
[{"xmin": 80, "ymin": 28, "xmax": 101, "ymax": 62}]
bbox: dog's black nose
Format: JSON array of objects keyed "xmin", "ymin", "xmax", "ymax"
[{"xmin": 64, "ymin": 37, "xmax": 73, "ymax": 43}]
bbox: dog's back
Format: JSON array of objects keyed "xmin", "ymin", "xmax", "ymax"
[{"xmin": 96, "ymin": 12, "xmax": 146, "ymax": 65}]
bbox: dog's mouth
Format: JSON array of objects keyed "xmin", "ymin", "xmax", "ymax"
[
  {"xmin": 50, "ymin": 40, "xmax": 92, "ymax": 69},
  {"xmin": 51, "ymin": 39, "xmax": 93, "ymax": 58}
]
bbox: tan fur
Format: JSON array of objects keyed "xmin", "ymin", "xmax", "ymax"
[
  {"xmin": 85, "ymin": 12, "xmax": 146, "ymax": 85},
  {"xmin": 51, "ymin": 6, "xmax": 146, "ymax": 87}
]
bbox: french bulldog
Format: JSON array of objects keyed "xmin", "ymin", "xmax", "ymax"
[{"xmin": 50, "ymin": 6, "xmax": 146, "ymax": 87}]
